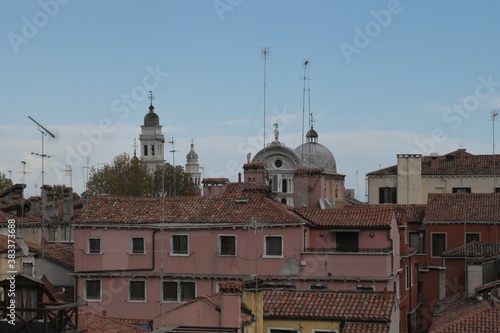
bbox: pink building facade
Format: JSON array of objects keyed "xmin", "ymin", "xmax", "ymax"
[{"xmin": 73, "ymin": 184, "xmax": 403, "ymax": 324}]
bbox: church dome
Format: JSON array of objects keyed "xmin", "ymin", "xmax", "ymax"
[
  {"xmin": 186, "ymin": 141, "xmax": 198, "ymax": 161},
  {"xmin": 144, "ymin": 104, "xmax": 160, "ymax": 126},
  {"xmin": 295, "ymin": 128, "xmax": 337, "ymax": 174}
]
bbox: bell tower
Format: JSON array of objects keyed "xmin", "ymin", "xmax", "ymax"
[{"xmin": 139, "ymin": 91, "xmax": 165, "ymax": 172}]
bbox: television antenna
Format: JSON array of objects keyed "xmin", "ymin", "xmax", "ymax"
[
  {"xmin": 28, "ymin": 116, "xmax": 56, "ymax": 187},
  {"xmin": 261, "ymin": 47, "xmax": 270, "ymax": 150},
  {"xmin": 60, "ymin": 165, "xmax": 73, "ymax": 188},
  {"xmin": 169, "ymin": 137, "xmax": 177, "ymax": 167}
]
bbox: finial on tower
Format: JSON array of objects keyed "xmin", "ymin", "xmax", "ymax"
[
  {"xmin": 273, "ymin": 122, "xmax": 279, "ymax": 142},
  {"xmin": 132, "ymin": 138, "xmax": 138, "ymax": 157},
  {"xmin": 148, "ymin": 91, "xmax": 155, "ymax": 111}
]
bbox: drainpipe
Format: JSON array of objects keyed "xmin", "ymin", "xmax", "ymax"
[{"xmin": 75, "ymin": 229, "xmax": 159, "ymax": 274}]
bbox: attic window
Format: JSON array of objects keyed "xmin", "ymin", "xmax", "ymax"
[
  {"xmin": 445, "ymin": 155, "xmax": 454, "ymax": 161},
  {"xmin": 235, "ymin": 197, "xmax": 250, "ymax": 204}
]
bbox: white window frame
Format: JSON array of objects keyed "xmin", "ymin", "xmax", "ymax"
[
  {"xmin": 131, "ymin": 236, "xmax": 145, "ymax": 254},
  {"xmin": 128, "ymin": 279, "xmax": 147, "ymax": 302},
  {"xmin": 162, "ymin": 280, "xmax": 196, "ymax": 303},
  {"xmin": 170, "ymin": 234, "xmax": 189, "ymax": 256},
  {"xmin": 264, "ymin": 235, "xmax": 284, "ymax": 258},
  {"xmin": 218, "ymin": 234, "xmax": 237, "ymax": 256},
  {"xmin": 431, "ymin": 232, "xmax": 447, "ymax": 258},
  {"xmin": 87, "ymin": 237, "xmax": 101, "ymax": 254},
  {"xmin": 84, "ymin": 279, "xmax": 101, "ymax": 302},
  {"xmin": 268, "ymin": 327, "xmax": 299, "ymax": 333}
]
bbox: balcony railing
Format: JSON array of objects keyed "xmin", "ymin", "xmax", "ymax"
[{"xmin": 304, "ymin": 247, "xmax": 392, "ymax": 254}]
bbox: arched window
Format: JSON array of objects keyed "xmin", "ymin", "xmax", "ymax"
[
  {"xmin": 282, "ymin": 178, "xmax": 288, "ymax": 193},
  {"xmin": 335, "ymin": 184, "xmax": 339, "ymax": 199},
  {"xmin": 151, "ymin": 145, "xmax": 155, "ymax": 156},
  {"xmin": 144, "ymin": 145, "xmax": 148, "ymax": 156},
  {"xmin": 281, "ymin": 198, "xmax": 287, "ymax": 204}
]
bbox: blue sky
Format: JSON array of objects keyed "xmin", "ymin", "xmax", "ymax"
[{"xmin": 1, "ymin": 0, "xmax": 500, "ymax": 200}]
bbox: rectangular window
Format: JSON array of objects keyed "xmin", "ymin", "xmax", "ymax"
[
  {"xmin": 171, "ymin": 235, "xmax": 189, "ymax": 255},
  {"xmin": 431, "ymin": 233, "xmax": 447, "ymax": 257},
  {"xmin": 88, "ymin": 238, "xmax": 101, "ymax": 254},
  {"xmin": 466, "ymin": 233, "xmax": 480, "ymax": 243},
  {"xmin": 272, "ymin": 175, "xmax": 279, "ymax": 192},
  {"xmin": 379, "ymin": 187, "xmax": 397, "ymax": 204},
  {"xmin": 129, "ymin": 280, "xmax": 146, "ymax": 301},
  {"xmin": 162, "ymin": 281, "xmax": 196, "ymax": 302},
  {"xmin": 218, "ymin": 235, "xmax": 236, "ymax": 256},
  {"xmin": 336, "ymin": 232, "xmax": 359, "ymax": 252},
  {"xmin": 85, "ymin": 280, "xmax": 101, "ymax": 301},
  {"xmin": 409, "ymin": 232, "xmax": 425, "ymax": 254},
  {"xmin": 309, "ymin": 284, "xmax": 328, "ymax": 290},
  {"xmin": 355, "ymin": 285, "xmax": 375, "ymax": 291},
  {"xmin": 22, "ymin": 262, "xmax": 33, "ymax": 275},
  {"xmin": 131, "ymin": 237, "xmax": 145, "ymax": 254},
  {"xmin": 265, "ymin": 235, "xmax": 283, "ymax": 257},
  {"xmin": 452, "ymin": 187, "xmax": 471, "ymax": 193}
]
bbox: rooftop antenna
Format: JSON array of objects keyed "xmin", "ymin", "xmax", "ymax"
[
  {"xmin": 82, "ymin": 157, "xmax": 90, "ymax": 191},
  {"xmin": 28, "ymin": 116, "xmax": 56, "ymax": 188},
  {"xmin": 169, "ymin": 137, "xmax": 177, "ymax": 167},
  {"xmin": 492, "ymin": 110, "xmax": 498, "ymax": 247},
  {"xmin": 301, "ymin": 60, "xmax": 309, "ymax": 166},
  {"xmin": 261, "ymin": 47, "xmax": 270, "ymax": 150},
  {"xmin": 21, "ymin": 161, "xmax": 27, "ymax": 184},
  {"xmin": 60, "ymin": 165, "xmax": 73, "ymax": 188}
]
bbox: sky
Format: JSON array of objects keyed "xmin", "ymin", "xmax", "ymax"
[{"xmin": 1, "ymin": 0, "xmax": 500, "ymax": 200}]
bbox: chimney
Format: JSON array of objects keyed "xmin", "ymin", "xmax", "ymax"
[
  {"xmin": 238, "ymin": 172, "xmax": 241, "ymax": 183},
  {"xmin": 63, "ymin": 187, "xmax": 73, "ymax": 224},
  {"xmin": 383, "ymin": 287, "xmax": 388, "ymax": 301}
]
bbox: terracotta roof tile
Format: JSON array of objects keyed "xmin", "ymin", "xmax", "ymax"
[
  {"xmin": 367, "ymin": 149, "xmax": 500, "ymax": 176},
  {"xmin": 263, "ymin": 290, "xmax": 395, "ymax": 321},
  {"xmin": 395, "ymin": 204, "xmax": 426, "ymax": 224},
  {"xmin": 296, "ymin": 206, "xmax": 395, "ymax": 228},
  {"xmin": 27, "ymin": 241, "xmax": 74, "ymax": 269},
  {"xmin": 429, "ymin": 297, "xmax": 500, "ymax": 333},
  {"xmin": 442, "ymin": 241, "xmax": 500, "ymax": 258},
  {"xmin": 78, "ymin": 309, "xmax": 148, "ymax": 333},
  {"xmin": 425, "ymin": 193, "xmax": 500, "ymax": 222},
  {"xmin": 342, "ymin": 322, "xmax": 390, "ymax": 333},
  {"xmin": 75, "ymin": 184, "xmax": 305, "ymax": 225}
]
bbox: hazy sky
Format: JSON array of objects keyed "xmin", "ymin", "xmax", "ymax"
[{"xmin": 2, "ymin": 0, "xmax": 500, "ymax": 200}]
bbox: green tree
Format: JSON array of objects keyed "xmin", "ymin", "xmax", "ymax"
[
  {"xmin": 0, "ymin": 172, "xmax": 13, "ymax": 191},
  {"xmin": 86, "ymin": 153, "xmax": 200, "ymax": 197}
]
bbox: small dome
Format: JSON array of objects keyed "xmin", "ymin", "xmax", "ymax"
[
  {"xmin": 144, "ymin": 104, "xmax": 160, "ymax": 126},
  {"xmin": 186, "ymin": 142, "xmax": 198, "ymax": 161},
  {"xmin": 306, "ymin": 127, "xmax": 318, "ymax": 139}
]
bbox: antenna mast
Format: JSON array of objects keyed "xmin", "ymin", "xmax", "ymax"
[
  {"xmin": 492, "ymin": 110, "xmax": 498, "ymax": 246},
  {"xmin": 301, "ymin": 60, "xmax": 309, "ymax": 166},
  {"xmin": 261, "ymin": 47, "xmax": 270, "ymax": 149},
  {"xmin": 28, "ymin": 116, "xmax": 55, "ymax": 187}
]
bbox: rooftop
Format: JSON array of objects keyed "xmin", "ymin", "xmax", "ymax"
[
  {"xmin": 425, "ymin": 193, "xmax": 500, "ymax": 222},
  {"xmin": 367, "ymin": 149, "xmax": 500, "ymax": 176},
  {"xmin": 75, "ymin": 183, "xmax": 305, "ymax": 225},
  {"xmin": 295, "ymin": 206, "xmax": 395, "ymax": 229},
  {"xmin": 263, "ymin": 289, "xmax": 395, "ymax": 321}
]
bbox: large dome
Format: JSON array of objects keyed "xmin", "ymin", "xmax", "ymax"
[
  {"xmin": 294, "ymin": 142, "xmax": 337, "ymax": 174},
  {"xmin": 144, "ymin": 104, "xmax": 160, "ymax": 126}
]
